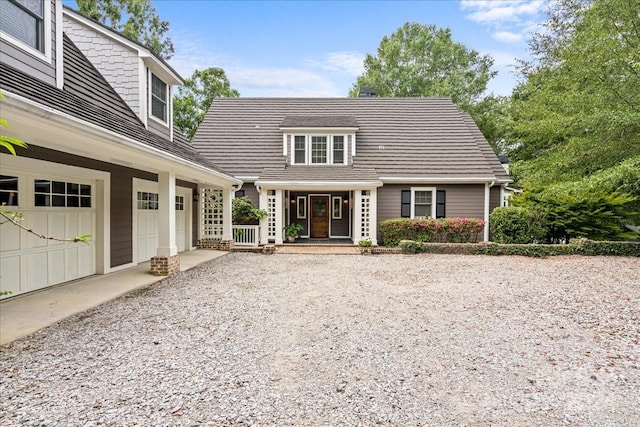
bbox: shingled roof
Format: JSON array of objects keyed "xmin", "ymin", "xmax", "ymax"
[
  {"xmin": 0, "ymin": 34, "xmax": 231, "ymax": 176},
  {"xmin": 192, "ymin": 97, "xmax": 511, "ymax": 182}
]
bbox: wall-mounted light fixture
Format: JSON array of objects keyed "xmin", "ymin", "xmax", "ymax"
[{"xmin": 193, "ymin": 192, "xmax": 199, "ymax": 202}]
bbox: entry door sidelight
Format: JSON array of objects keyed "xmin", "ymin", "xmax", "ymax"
[{"xmin": 310, "ymin": 196, "xmax": 329, "ymax": 238}]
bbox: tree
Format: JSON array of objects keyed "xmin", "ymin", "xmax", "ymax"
[
  {"xmin": 173, "ymin": 67, "xmax": 239, "ymax": 140},
  {"xmin": 504, "ymin": 0, "xmax": 640, "ymax": 240},
  {"xmin": 349, "ymin": 22, "xmax": 496, "ymax": 111},
  {"xmin": 76, "ymin": 0, "xmax": 174, "ymax": 59}
]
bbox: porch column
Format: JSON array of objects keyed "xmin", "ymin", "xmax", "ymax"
[
  {"xmin": 369, "ymin": 187, "xmax": 378, "ymax": 246},
  {"xmin": 484, "ymin": 183, "xmax": 490, "ymax": 242},
  {"xmin": 275, "ymin": 189, "xmax": 283, "ymax": 244},
  {"xmin": 353, "ymin": 190, "xmax": 362, "ymax": 243},
  {"xmin": 259, "ymin": 188, "xmax": 269, "ymax": 244},
  {"xmin": 152, "ymin": 171, "xmax": 179, "ymax": 275},
  {"xmin": 222, "ymin": 186, "xmax": 233, "ymax": 241}
]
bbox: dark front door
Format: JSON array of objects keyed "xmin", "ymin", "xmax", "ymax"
[{"xmin": 310, "ymin": 196, "xmax": 329, "ymax": 238}]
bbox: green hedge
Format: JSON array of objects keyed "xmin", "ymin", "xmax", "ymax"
[
  {"xmin": 380, "ymin": 217, "xmax": 485, "ymax": 247},
  {"xmin": 399, "ymin": 239, "xmax": 640, "ymax": 257},
  {"xmin": 489, "ymin": 206, "xmax": 546, "ymax": 244}
]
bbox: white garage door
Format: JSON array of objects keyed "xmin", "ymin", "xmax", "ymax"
[
  {"xmin": 134, "ymin": 182, "xmax": 190, "ymax": 263},
  {"xmin": 0, "ymin": 174, "xmax": 97, "ymax": 298}
]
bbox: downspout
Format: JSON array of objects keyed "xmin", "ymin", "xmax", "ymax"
[{"xmin": 484, "ymin": 181, "xmax": 495, "ymax": 242}]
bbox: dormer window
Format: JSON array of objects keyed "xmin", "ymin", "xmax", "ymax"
[
  {"xmin": 0, "ymin": 0, "xmax": 46, "ymax": 54},
  {"xmin": 333, "ymin": 136, "xmax": 345, "ymax": 164},
  {"xmin": 280, "ymin": 115, "xmax": 359, "ymax": 166},
  {"xmin": 291, "ymin": 135, "xmax": 348, "ymax": 165},
  {"xmin": 311, "ymin": 136, "xmax": 327, "ymax": 164},
  {"xmin": 150, "ymin": 73, "xmax": 167, "ymax": 122}
]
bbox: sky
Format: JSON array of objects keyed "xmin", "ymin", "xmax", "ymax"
[{"xmin": 69, "ymin": 0, "xmax": 548, "ymax": 97}]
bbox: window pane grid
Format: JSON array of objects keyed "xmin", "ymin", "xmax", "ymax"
[
  {"xmin": 34, "ymin": 179, "xmax": 92, "ymax": 208},
  {"xmin": 151, "ymin": 74, "xmax": 167, "ymax": 121},
  {"xmin": 294, "ymin": 135, "xmax": 306, "ymax": 164},
  {"xmin": 311, "ymin": 136, "xmax": 327, "ymax": 164},
  {"xmin": 137, "ymin": 191, "xmax": 159, "ymax": 210},
  {"xmin": 414, "ymin": 191, "xmax": 432, "ymax": 218}
]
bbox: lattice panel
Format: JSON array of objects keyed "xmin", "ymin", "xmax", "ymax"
[
  {"xmin": 202, "ymin": 188, "xmax": 223, "ymax": 237},
  {"xmin": 267, "ymin": 190, "xmax": 276, "ymax": 239},
  {"xmin": 360, "ymin": 190, "xmax": 371, "ymax": 239}
]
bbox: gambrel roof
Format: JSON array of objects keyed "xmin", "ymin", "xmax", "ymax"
[{"xmin": 192, "ymin": 97, "xmax": 511, "ymax": 183}]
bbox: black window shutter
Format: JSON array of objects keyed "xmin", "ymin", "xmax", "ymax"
[
  {"xmin": 401, "ymin": 190, "xmax": 411, "ymax": 217},
  {"xmin": 436, "ymin": 190, "xmax": 446, "ymax": 218}
]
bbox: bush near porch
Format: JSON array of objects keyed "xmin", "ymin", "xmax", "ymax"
[
  {"xmin": 380, "ymin": 217, "xmax": 485, "ymax": 247},
  {"xmin": 399, "ymin": 239, "xmax": 640, "ymax": 257}
]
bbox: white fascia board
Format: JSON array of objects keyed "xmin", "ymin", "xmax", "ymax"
[
  {"xmin": 380, "ymin": 176, "xmax": 499, "ymax": 184},
  {"xmin": 279, "ymin": 127, "xmax": 359, "ymax": 132},
  {"xmin": 254, "ymin": 180, "xmax": 383, "ymax": 191},
  {"xmin": 236, "ymin": 176, "xmax": 260, "ymax": 181},
  {"xmin": 55, "ymin": 0, "xmax": 64, "ymax": 89},
  {"xmin": 2, "ymin": 92, "xmax": 240, "ymax": 187},
  {"xmin": 62, "ymin": 8, "xmax": 183, "ymax": 84}
]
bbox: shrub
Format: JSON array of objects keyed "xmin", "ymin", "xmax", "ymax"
[
  {"xmin": 232, "ymin": 197, "xmax": 267, "ymax": 225},
  {"xmin": 398, "ymin": 239, "xmax": 640, "ymax": 257},
  {"xmin": 380, "ymin": 217, "xmax": 485, "ymax": 247},
  {"xmin": 490, "ymin": 206, "xmax": 546, "ymax": 244}
]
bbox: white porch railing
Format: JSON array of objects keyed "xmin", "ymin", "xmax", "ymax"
[{"xmin": 232, "ymin": 225, "xmax": 260, "ymax": 247}]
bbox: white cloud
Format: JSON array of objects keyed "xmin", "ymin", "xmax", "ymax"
[
  {"xmin": 227, "ymin": 67, "xmax": 343, "ymax": 97},
  {"xmin": 460, "ymin": 0, "xmax": 545, "ymax": 46},
  {"xmin": 460, "ymin": 1, "xmax": 543, "ymax": 25},
  {"xmin": 305, "ymin": 51, "xmax": 366, "ymax": 76},
  {"xmin": 492, "ymin": 31, "xmax": 522, "ymax": 43},
  {"xmin": 167, "ymin": 31, "xmax": 346, "ymax": 97}
]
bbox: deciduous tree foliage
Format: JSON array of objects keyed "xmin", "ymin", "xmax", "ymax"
[
  {"xmin": 507, "ymin": 0, "xmax": 640, "ymax": 239},
  {"xmin": 76, "ymin": 0, "xmax": 174, "ymax": 59},
  {"xmin": 349, "ymin": 22, "xmax": 496, "ymax": 112},
  {"xmin": 173, "ymin": 67, "xmax": 240, "ymax": 141}
]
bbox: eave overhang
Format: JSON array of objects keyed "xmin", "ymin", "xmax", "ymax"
[{"xmin": 2, "ymin": 92, "xmax": 240, "ymax": 187}]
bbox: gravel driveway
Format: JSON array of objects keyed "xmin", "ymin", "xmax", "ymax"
[{"xmin": 1, "ymin": 253, "xmax": 639, "ymax": 426}]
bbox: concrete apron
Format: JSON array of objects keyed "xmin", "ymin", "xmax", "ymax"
[{"xmin": 0, "ymin": 249, "xmax": 228, "ymax": 346}]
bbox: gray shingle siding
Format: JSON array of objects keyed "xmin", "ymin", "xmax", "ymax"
[{"xmin": 63, "ymin": 14, "xmax": 141, "ymax": 117}]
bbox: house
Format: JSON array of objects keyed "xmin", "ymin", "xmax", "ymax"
[
  {"xmin": 191, "ymin": 97, "xmax": 512, "ymax": 245},
  {"xmin": 0, "ymin": 1, "xmax": 240, "ymax": 299}
]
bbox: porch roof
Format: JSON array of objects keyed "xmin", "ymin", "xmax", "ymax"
[{"xmin": 255, "ymin": 166, "xmax": 382, "ymax": 188}]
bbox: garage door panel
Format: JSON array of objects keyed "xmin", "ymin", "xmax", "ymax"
[
  {"xmin": 65, "ymin": 247, "xmax": 79, "ymax": 280},
  {"xmin": 49, "ymin": 212, "xmax": 67, "ymax": 247},
  {"xmin": 28, "ymin": 252, "xmax": 49, "ymax": 289},
  {"xmin": 0, "ymin": 256, "xmax": 21, "ymax": 297},
  {"xmin": 78, "ymin": 245, "xmax": 94, "ymax": 276},
  {"xmin": 27, "ymin": 213, "xmax": 49, "ymax": 249},
  {"xmin": 0, "ymin": 221, "xmax": 20, "ymax": 252},
  {"xmin": 49, "ymin": 249, "xmax": 66, "ymax": 284}
]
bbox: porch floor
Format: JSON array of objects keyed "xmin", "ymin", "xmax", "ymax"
[{"xmin": 286, "ymin": 238, "xmax": 354, "ymax": 245}]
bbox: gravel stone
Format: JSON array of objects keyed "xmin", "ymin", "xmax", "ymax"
[{"xmin": 1, "ymin": 253, "xmax": 639, "ymax": 426}]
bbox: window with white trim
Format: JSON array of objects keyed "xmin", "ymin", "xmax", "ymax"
[
  {"xmin": 35, "ymin": 179, "xmax": 92, "ymax": 208},
  {"xmin": 332, "ymin": 196, "xmax": 342, "ymax": 219},
  {"xmin": 294, "ymin": 135, "xmax": 306, "ymax": 164},
  {"xmin": 296, "ymin": 196, "xmax": 307, "ymax": 219},
  {"xmin": 290, "ymin": 134, "xmax": 348, "ymax": 165},
  {"xmin": 0, "ymin": 0, "xmax": 45, "ymax": 53},
  {"xmin": 333, "ymin": 136, "xmax": 345, "ymax": 164},
  {"xmin": 150, "ymin": 73, "xmax": 167, "ymax": 122},
  {"xmin": 410, "ymin": 187, "xmax": 436, "ymax": 218},
  {"xmin": 311, "ymin": 136, "xmax": 327, "ymax": 164}
]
